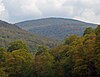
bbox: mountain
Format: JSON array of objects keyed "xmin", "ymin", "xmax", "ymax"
[
  {"xmin": 0, "ymin": 20, "xmax": 58, "ymax": 51},
  {"xmin": 16, "ymin": 18, "xmax": 97, "ymax": 40}
]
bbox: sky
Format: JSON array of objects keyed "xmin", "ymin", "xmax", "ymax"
[{"xmin": 0, "ymin": 0, "xmax": 100, "ymax": 24}]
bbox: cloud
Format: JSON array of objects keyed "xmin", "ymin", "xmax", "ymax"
[
  {"xmin": 0, "ymin": 0, "xmax": 8, "ymax": 21},
  {"xmin": 2, "ymin": 0, "xmax": 42, "ymax": 22},
  {"xmin": 73, "ymin": 0, "xmax": 100, "ymax": 24},
  {"xmin": 74, "ymin": 9, "xmax": 100, "ymax": 24},
  {"xmin": 34, "ymin": 0, "xmax": 72, "ymax": 17},
  {"xmin": 0, "ymin": 0, "xmax": 100, "ymax": 24},
  {"xmin": 0, "ymin": 2, "xmax": 4, "ymax": 15}
]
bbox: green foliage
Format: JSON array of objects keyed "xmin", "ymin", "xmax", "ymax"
[
  {"xmin": 34, "ymin": 51, "xmax": 54, "ymax": 77},
  {"xmin": 0, "ymin": 26, "xmax": 100, "ymax": 77},
  {"xmin": 3, "ymin": 49, "xmax": 33, "ymax": 77},
  {"xmin": 83, "ymin": 27, "xmax": 95, "ymax": 35},
  {"xmin": 0, "ymin": 47, "xmax": 6, "ymax": 59},
  {"xmin": 95, "ymin": 25, "xmax": 100, "ymax": 75},
  {"xmin": 65, "ymin": 34, "xmax": 78, "ymax": 45},
  {"xmin": 95, "ymin": 25, "xmax": 100, "ymax": 53},
  {"xmin": 7, "ymin": 41, "xmax": 27, "ymax": 52},
  {"xmin": 35, "ymin": 45, "xmax": 48, "ymax": 55},
  {"xmin": 0, "ymin": 69, "xmax": 8, "ymax": 77}
]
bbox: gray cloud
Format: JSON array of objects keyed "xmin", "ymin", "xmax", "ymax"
[
  {"xmin": 0, "ymin": 0, "xmax": 100, "ymax": 24},
  {"xmin": 0, "ymin": 0, "xmax": 8, "ymax": 21}
]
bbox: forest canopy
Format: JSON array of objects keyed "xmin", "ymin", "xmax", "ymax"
[{"xmin": 0, "ymin": 25, "xmax": 100, "ymax": 77}]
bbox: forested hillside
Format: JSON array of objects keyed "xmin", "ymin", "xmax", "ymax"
[
  {"xmin": 0, "ymin": 25, "xmax": 100, "ymax": 77},
  {"xmin": 16, "ymin": 18, "xmax": 97, "ymax": 40},
  {"xmin": 0, "ymin": 20, "xmax": 58, "ymax": 51}
]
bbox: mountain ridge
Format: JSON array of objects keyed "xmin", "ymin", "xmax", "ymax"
[
  {"xmin": 15, "ymin": 18, "xmax": 97, "ymax": 40},
  {"xmin": 0, "ymin": 20, "xmax": 58, "ymax": 51},
  {"xmin": 15, "ymin": 17, "xmax": 97, "ymax": 25}
]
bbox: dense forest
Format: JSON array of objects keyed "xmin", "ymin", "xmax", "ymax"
[
  {"xmin": 0, "ymin": 25, "xmax": 100, "ymax": 77},
  {"xmin": 0, "ymin": 20, "xmax": 58, "ymax": 51},
  {"xmin": 16, "ymin": 18, "xmax": 97, "ymax": 40}
]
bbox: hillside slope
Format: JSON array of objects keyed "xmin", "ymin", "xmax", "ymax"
[
  {"xmin": 16, "ymin": 18, "xmax": 97, "ymax": 40},
  {"xmin": 0, "ymin": 20, "xmax": 58, "ymax": 51}
]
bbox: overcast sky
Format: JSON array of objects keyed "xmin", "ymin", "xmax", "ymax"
[{"xmin": 0, "ymin": 0, "xmax": 100, "ymax": 24}]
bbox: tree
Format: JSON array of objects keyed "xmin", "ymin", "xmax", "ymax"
[
  {"xmin": 51, "ymin": 45, "xmax": 71, "ymax": 77},
  {"xmin": 95, "ymin": 25, "xmax": 100, "ymax": 76},
  {"xmin": 0, "ymin": 47, "xmax": 6, "ymax": 59},
  {"xmin": 95, "ymin": 25, "xmax": 100, "ymax": 53},
  {"xmin": 65, "ymin": 34, "xmax": 78, "ymax": 45},
  {"xmin": 7, "ymin": 41, "xmax": 27, "ymax": 52},
  {"xmin": 35, "ymin": 45, "xmax": 48, "ymax": 55},
  {"xmin": 34, "ymin": 46, "xmax": 54, "ymax": 77},
  {"xmin": 83, "ymin": 27, "xmax": 95, "ymax": 36},
  {"xmin": 0, "ymin": 69, "xmax": 8, "ymax": 77},
  {"xmin": 0, "ymin": 49, "xmax": 8, "ymax": 77},
  {"xmin": 4, "ymin": 49, "xmax": 33, "ymax": 77}
]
